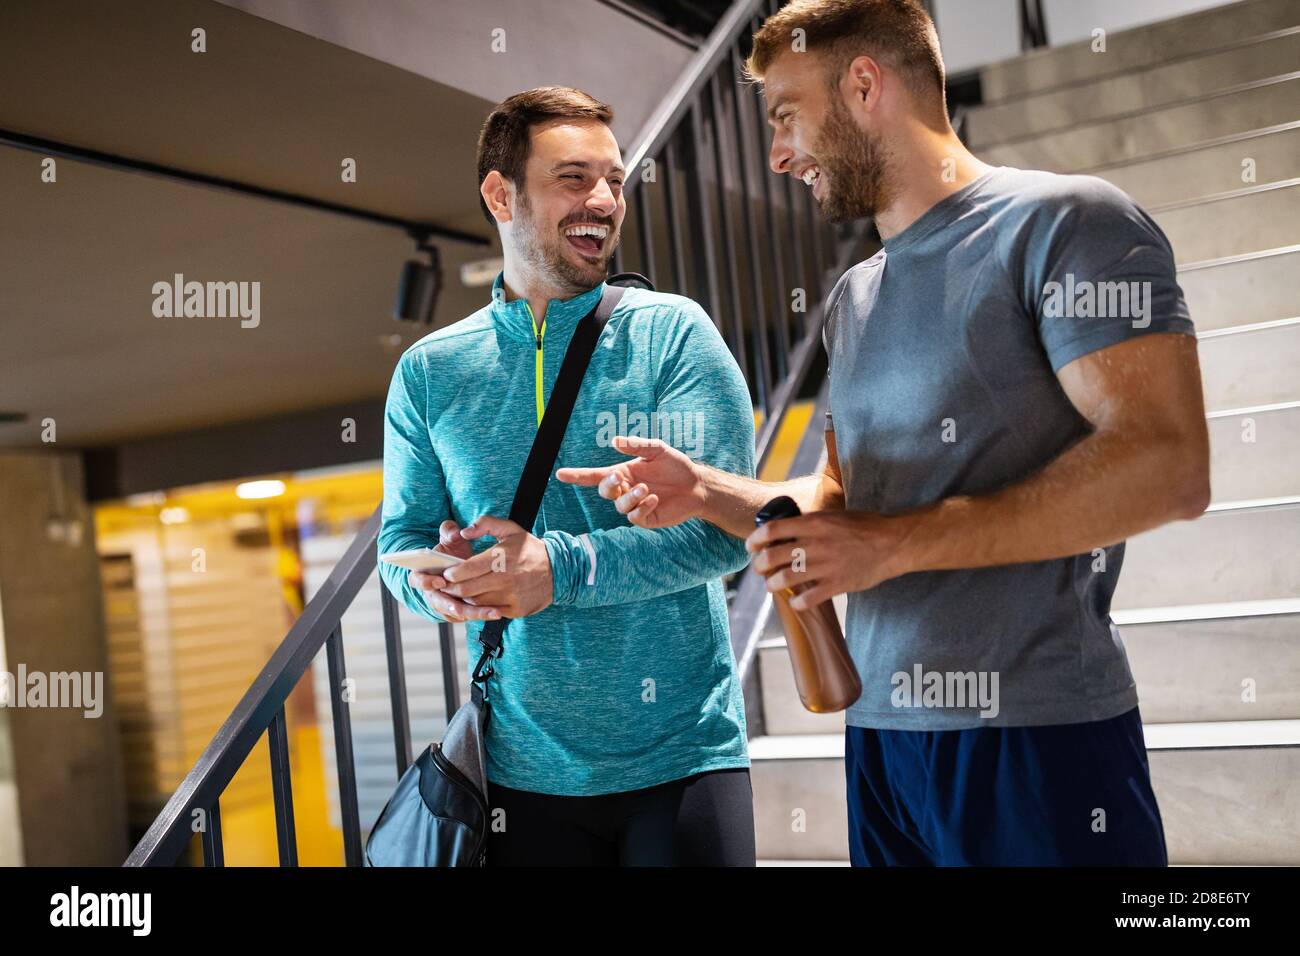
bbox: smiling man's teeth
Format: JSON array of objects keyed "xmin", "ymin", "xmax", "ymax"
[
  {"xmin": 801, "ymin": 167, "xmax": 820, "ymax": 187},
  {"xmin": 564, "ymin": 224, "xmax": 609, "ymax": 238}
]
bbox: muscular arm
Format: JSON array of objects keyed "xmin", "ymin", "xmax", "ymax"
[
  {"xmin": 749, "ymin": 331, "xmax": 1212, "ymax": 609},
  {"xmin": 897, "ymin": 331, "xmax": 1210, "ymax": 571},
  {"xmin": 559, "ymin": 425, "xmax": 846, "ymax": 541},
  {"xmin": 696, "ymin": 428, "xmax": 846, "ymax": 538}
]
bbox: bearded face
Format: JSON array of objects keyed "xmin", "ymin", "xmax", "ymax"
[
  {"xmin": 809, "ymin": 86, "xmax": 894, "ymax": 224},
  {"xmin": 513, "ymin": 184, "xmax": 621, "ymax": 293}
]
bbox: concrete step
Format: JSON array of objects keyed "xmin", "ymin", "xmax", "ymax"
[
  {"xmin": 1117, "ymin": 602, "xmax": 1300, "ymax": 723},
  {"xmin": 757, "ymin": 642, "xmax": 847, "ymax": 737},
  {"xmin": 1179, "ymin": 245, "xmax": 1300, "ymax": 331},
  {"xmin": 1147, "ymin": 721, "xmax": 1300, "ymax": 865},
  {"xmin": 749, "ymin": 734, "xmax": 848, "ymax": 861},
  {"xmin": 1198, "ymin": 319, "xmax": 1300, "ymax": 411},
  {"xmin": 1207, "ymin": 402, "xmax": 1300, "ymax": 503},
  {"xmin": 1113, "ymin": 500, "xmax": 1300, "ymax": 610},
  {"xmin": 1150, "ymin": 179, "xmax": 1300, "ymax": 265},
  {"xmin": 754, "ymin": 600, "xmax": 1300, "ymax": 736},
  {"xmin": 981, "ymin": 73, "xmax": 1300, "ymax": 172},
  {"xmin": 749, "ymin": 721, "xmax": 1300, "ymax": 863},
  {"xmin": 1089, "ymin": 122, "xmax": 1300, "ymax": 207},
  {"xmin": 759, "ymin": 601, "xmax": 1300, "ymax": 732},
  {"xmin": 979, "ymin": 0, "xmax": 1300, "ymax": 103},
  {"xmin": 969, "ymin": 28, "xmax": 1300, "ymax": 147}
]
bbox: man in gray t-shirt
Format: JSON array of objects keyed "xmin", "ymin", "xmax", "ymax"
[
  {"xmin": 820, "ymin": 164, "xmax": 1195, "ymax": 730},
  {"xmin": 559, "ymin": 0, "xmax": 1210, "ymax": 865}
]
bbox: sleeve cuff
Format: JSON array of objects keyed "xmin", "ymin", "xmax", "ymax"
[{"xmin": 542, "ymin": 530, "xmax": 593, "ymax": 606}]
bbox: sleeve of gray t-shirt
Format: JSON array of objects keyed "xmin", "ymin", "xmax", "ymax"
[
  {"xmin": 1015, "ymin": 175, "xmax": 1195, "ymax": 372},
  {"xmin": 821, "ymin": 270, "xmax": 852, "ymax": 432}
]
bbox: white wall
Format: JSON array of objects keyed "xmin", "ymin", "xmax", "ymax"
[
  {"xmin": 215, "ymin": 0, "xmax": 695, "ymax": 144},
  {"xmin": 1042, "ymin": 0, "xmax": 1236, "ymax": 44},
  {"xmin": 932, "ymin": 0, "xmax": 1243, "ymax": 75}
]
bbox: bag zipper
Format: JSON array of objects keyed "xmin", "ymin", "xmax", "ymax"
[{"xmin": 431, "ymin": 743, "xmax": 490, "ymax": 866}]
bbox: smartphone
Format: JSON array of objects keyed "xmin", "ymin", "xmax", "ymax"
[{"xmin": 378, "ymin": 547, "xmax": 465, "ymax": 573}]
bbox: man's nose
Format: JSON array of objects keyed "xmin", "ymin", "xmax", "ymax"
[
  {"xmin": 769, "ymin": 131, "xmax": 793, "ymax": 176},
  {"xmin": 587, "ymin": 179, "xmax": 617, "ymax": 216}
]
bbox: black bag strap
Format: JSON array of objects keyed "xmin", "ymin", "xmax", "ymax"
[{"xmin": 470, "ymin": 283, "xmax": 628, "ymax": 688}]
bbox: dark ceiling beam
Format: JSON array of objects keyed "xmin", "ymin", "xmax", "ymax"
[
  {"xmin": 0, "ymin": 127, "xmax": 490, "ymax": 247},
  {"xmin": 81, "ymin": 398, "xmax": 387, "ymax": 502}
]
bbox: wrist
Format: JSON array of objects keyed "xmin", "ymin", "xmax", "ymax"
[
  {"xmin": 698, "ymin": 462, "xmax": 752, "ymax": 534},
  {"xmin": 892, "ymin": 496, "xmax": 972, "ymax": 576},
  {"xmin": 538, "ymin": 530, "xmax": 585, "ymax": 606},
  {"xmin": 696, "ymin": 461, "xmax": 722, "ymax": 524}
]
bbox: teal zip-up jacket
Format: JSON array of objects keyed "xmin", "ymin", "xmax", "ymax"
[{"xmin": 378, "ymin": 273, "xmax": 755, "ymax": 796}]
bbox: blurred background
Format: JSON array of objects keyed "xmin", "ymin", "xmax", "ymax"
[{"xmin": 1, "ymin": 0, "xmax": 1297, "ymax": 866}]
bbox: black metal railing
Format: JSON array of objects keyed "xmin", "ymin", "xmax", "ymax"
[
  {"xmin": 1019, "ymin": 0, "xmax": 1050, "ymax": 50},
  {"xmin": 124, "ymin": 0, "xmax": 863, "ymax": 866}
]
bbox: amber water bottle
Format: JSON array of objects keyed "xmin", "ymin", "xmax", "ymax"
[{"xmin": 755, "ymin": 496, "xmax": 862, "ymax": 713}]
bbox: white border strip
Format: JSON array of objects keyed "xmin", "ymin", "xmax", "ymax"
[
  {"xmin": 746, "ymin": 720, "xmax": 1300, "ymax": 760},
  {"xmin": 1198, "ymin": 315, "xmax": 1300, "ymax": 339},
  {"xmin": 1113, "ymin": 598, "xmax": 1300, "ymax": 626},
  {"xmin": 1207, "ymin": 399, "xmax": 1300, "ymax": 419},
  {"xmin": 1144, "ymin": 719, "xmax": 1300, "ymax": 751}
]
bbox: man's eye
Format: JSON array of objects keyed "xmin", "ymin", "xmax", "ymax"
[{"xmin": 563, "ymin": 174, "xmax": 583, "ymax": 181}]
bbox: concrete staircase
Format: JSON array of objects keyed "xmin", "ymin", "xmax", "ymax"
[{"xmin": 750, "ymin": 0, "xmax": 1300, "ymax": 866}]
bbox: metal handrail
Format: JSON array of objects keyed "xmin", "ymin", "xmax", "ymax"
[
  {"xmin": 124, "ymin": 0, "xmax": 861, "ymax": 866},
  {"xmin": 124, "ymin": 508, "xmax": 383, "ymax": 866},
  {"xmin": 622, "ymin": 0, "xmax": 766, "ymax": 191}
]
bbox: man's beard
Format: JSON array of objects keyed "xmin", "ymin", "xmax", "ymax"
[
  {"xmin": 811, "ymin": 93, "xmax": 893, "ymax": 223},
  {"xmin": 514, "ymin": 191, "xmax": 619, "ymax": 294}
]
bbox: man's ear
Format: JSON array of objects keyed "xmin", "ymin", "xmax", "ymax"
[
  {"xmin": 480, "ymin": 170, "xmax": 513, "ymax": 224},
  {"xmin": 844, "ymin": 54, "xmax": 883, "ymax": 111}
]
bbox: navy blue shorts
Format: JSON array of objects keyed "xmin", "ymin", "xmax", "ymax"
[{"xmin": 845, "ymin": 706, "xmax": 1168, "ymax": 866}]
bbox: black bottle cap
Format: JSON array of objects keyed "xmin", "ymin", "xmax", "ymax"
[{"xmin": 755, "ymin": 495, "xmax": 802, "ymax": 526}]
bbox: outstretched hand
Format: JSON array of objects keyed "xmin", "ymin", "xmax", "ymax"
[{"xmin": 556, "ymin": 435, "xmax": 706, "ymax": 529}]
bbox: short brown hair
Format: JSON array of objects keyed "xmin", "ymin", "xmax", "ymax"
[
  {"xmin": 475, "ymin": 87, "xmax": 614, "ymax": 228},
  {"xmin": 745, "ymin": 0, "xmax": 946, "ymax": 123}
]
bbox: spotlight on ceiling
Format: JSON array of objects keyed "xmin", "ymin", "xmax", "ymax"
[{"xmin": 395, "ymin": 230, "xmax": 442, "ymax": 325}]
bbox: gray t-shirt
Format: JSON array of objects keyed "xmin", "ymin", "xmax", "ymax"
[{"xmin": 822, "ymin": 164, "xmax": 1195, "ymax": 730}]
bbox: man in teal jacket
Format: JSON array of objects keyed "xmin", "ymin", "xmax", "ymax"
[{"xmin": 377, "ymin": 87, "xmax": 757, "ymax": 865}]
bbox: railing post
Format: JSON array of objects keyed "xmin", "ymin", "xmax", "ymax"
[
  {"xmin": 325, "ymin": 624, "xmax": 364, "ymax": 866},
  {"xmin": 267, "ymin": 705, "xmax": 298, "ymax": 866},
  {"xmin": 685, "ymin": 103, "xmax": 724, "ymax": 331},
  {"xmin": 708, "ymin": 72, "xmax": 751, "ymax": 382},
  {"xmin": 379, "ymin": 578, "xmax": 413, "ymax": 776},
  {"xmin": 663, "ymin": 136, "xmax": 689, "ymax": 295},
  {"xmin": 1018, "ymin": 0, "xmax": 1050, "ymax": 50},
  {"xmin": 748, "ymin": 24, "xmax": 791, "ymax": 384},
  {"xmin": 634, "ymin": 186, "xmax": 658, "ymax": 288},
  {"xmin": 201, "ymin": 800, "xmax": 224, "ymax": 867},
  {"xmin": 439, "ymin": 621, "xmax": 460, "ymax": 718},
  {"xmin": 728, "ymin": 44, "xmax": 773, "ymax": 414}
]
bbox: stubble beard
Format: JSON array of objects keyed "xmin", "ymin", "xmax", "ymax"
[
  {"xmin": 813, "ymin": 93, "xmax": 895, "ymax": 224},
  {"xmin": 514, "ymin": 190, "xmax": 619, "ymax": 294}
]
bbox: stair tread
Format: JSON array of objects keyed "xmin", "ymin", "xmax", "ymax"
[
  {"xmin": 1144, "ymin": 718, "xmax": 1300, "ymax": 749},
  {"xmin": 749, "ymin": 719, "xmax": 1300, "ymax": 758},
  {"xmin": 1113, "ymin": 597, "xmax": 1300, "ymax": 625},
  {"xmin": 758, "ymin": 598, "xmax": 1300, "ymax": 647}
]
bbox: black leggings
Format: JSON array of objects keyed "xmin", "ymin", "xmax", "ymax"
[{"xmin": 485, "ymin": 767, "xmax": 756, "ymax": 866}]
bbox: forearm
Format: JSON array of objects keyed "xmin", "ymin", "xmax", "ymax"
[
  {"xmin": 545, "ymin": 517, "xmax": 750, "ymax": 608},
  {"xmin": 698, "ymin": 465, "xmax": 844, "ymax": 539},
  {"xmin": 376, "ymin": 536, "xmax": 452, "ymax": 625},
  {"xmin": 898, "ymin": 427, "xmax": 1209, "ymax": 574}
]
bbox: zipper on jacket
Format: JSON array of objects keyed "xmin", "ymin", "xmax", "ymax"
[{"xmin": 524, "ymin": 302, "xmax": 546, "ymax": 427}]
